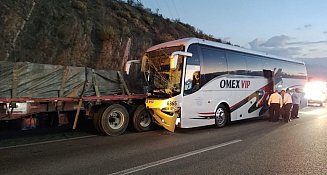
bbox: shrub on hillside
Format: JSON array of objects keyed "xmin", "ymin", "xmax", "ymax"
[
  {"xmin": 159, "ymin": 33, "xmax": 175, "ymax": 43},
  {"xmin": 97, "ymin": 25, "xmax": 117, "ymax": 41},
  {"xmin": 117, "ymin": 10, "xmax": 130, "ymax": 20}
]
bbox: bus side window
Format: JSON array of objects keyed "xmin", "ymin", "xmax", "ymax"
[
  {"xmin": 226, "ymin": 52, "xmax": 247, "ymax": 75},
  {"xmin": 200, "ymin": 47, "xmax": 227, "ymax": 83}
]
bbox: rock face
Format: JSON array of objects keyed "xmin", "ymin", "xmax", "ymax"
[{"xmin": 0, "ymin": 0, "xmax": 221, "ymax": 70}]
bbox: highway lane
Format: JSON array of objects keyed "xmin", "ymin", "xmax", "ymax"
[{"xmin": 0, "ymin": 106, "xmax": 326, "ymax": 175}]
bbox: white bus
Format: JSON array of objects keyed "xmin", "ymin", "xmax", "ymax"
[{"xmin": 143, "ymin": 38, "xmax": 307, "ymax": 132}]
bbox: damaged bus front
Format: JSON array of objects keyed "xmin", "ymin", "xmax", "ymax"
[{"xmin": 142, "ymin": 44, "xmax": 192, "ymax": 132}]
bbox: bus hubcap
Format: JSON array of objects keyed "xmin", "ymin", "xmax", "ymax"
[{"xmin": 216, "ymin": 108, "xmax": 225, "ymax": 125}]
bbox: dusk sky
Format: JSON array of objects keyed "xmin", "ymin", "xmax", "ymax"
[{"xmin": 140, "ymin": 0, "xmax": 327, "ymax": 80}]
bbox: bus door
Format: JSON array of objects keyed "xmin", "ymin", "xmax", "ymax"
[{"xmin": 181, "ymin": 66, "xmax": 213, "ymax": 128}]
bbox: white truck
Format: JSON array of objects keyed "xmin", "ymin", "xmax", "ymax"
[{"xmin": 304, "ymin": 81, "xmax": 327, "ymax": 106}]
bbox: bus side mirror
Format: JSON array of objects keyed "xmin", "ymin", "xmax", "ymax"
[
  {"xmin": 170, "ymin": 51, "xmax": 192, "ymax": 70},
  {"xmin": 124, "ymin": 60, "xmax": 140, "ymax": 75},
  {"xmin": 170, "ymin": 55, "xmax": 179, "ymax": 70}
]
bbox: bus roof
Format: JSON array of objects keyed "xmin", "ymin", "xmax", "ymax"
[{"xmin": 146, "ymin": 37, "xmax": 305, "ymax": 64}]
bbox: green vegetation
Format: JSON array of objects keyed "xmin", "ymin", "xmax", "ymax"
[
  {"xmin": 0, "ymin": 0, "xmax": 224, "ymax": 70},
  {"xmin": 97, "ymin": 26, "xmax": 117, "ymax": 41}
]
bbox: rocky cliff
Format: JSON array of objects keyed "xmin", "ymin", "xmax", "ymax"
[{"xmin": 0, "ymin": 0, "xmax": 221, "ymax": 70}]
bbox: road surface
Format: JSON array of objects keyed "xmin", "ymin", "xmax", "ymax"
[{"xmin": 1, "ymin": 106, "xmax": 326, "ymax": 175}]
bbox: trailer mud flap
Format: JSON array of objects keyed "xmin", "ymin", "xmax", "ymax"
[{"xmin": 152, "ymin": 109, "xmax": 176, "ymax": 132}]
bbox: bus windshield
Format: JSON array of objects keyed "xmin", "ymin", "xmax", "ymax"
[{"xmin": 143, "ymin": 46, "xmax": 185, "ymax": 97}]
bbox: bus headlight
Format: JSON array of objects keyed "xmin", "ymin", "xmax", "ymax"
[{"xmin": 161, "ymin": 107, "xmax": 180, "ymax": 115}]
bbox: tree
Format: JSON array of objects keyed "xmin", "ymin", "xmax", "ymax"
[{"xmin": 127, "ymin": 0, "xmax": 134, "ymax": 5}]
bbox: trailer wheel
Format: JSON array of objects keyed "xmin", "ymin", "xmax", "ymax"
[
  {"xmin": 215, "ymin": 105, "xmax": 229, "ymax": 128},
  {"xmin": 100, "ymin": 104, "xmax": 129, "ymax": 136},
  {"xmin": 93, "ymin": 107, "xmax": 105, "ymax": 133},
  {"xmin": 132, "ymin": 105, "xmax": 154, "ymax": 132}
]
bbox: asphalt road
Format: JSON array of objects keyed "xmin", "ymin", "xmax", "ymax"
[{"xmin": 0, "ymin": 106, "xmax": 326, "ymax": 175}]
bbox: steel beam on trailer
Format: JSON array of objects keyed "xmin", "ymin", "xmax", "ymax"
[{"xmin": 0, "ymin": 95, "xmax": 145, "ymax": 103}]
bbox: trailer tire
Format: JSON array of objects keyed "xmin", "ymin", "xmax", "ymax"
[
  {"xmin": 93, "ymin": 107, "xmax": 105, "ymax": 134},
  {"xmin": 100, "ymin": 104, "xmax": 129, "ymax": 136},
  {"xmin": 132, "ymin": 105, "xmax": 154, "ymax": 132}
]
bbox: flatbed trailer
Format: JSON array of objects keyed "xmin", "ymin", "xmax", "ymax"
[
  {"xmin": 0, "ymin": 94, "xmax": 153, "ymax": 136},
  {"xmin": 0, "ymin": 61, "xmax": 154, "ymax": 136}
]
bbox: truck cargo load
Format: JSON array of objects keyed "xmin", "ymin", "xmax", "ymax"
[{"xmin": 0, "ymin": 61, "xmax": 143, "ymax": 98}]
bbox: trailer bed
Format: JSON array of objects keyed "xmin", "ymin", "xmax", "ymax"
[{"xmin": 0, "ymin": 94, "xmax": 145, "ymax": 103}]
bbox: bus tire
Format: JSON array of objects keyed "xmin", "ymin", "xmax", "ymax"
[
  {"xmin": 215, "ymin": 105, "xmax": 229, "ymax": 128},
  {"xmin": 100, "ymin": 104, "xmax": 129, "ymax": 136},
  {"xmin": 132, "ymin": 105, "xmax": 154, "ymax": 132}
]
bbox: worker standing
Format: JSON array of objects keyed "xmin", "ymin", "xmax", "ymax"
[
  {"xmin": 268, "ymin": 90, "xmax": 283, "ymax": 122},
  {"xmin": 291, "ymin": 88, "xmax": 301, "ymax": 119},
  {"xmin": 282, "ymin": 89, "xmax": 293, "ymax": 122}
]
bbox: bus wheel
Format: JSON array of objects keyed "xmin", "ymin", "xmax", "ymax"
[
  {"xmin": 132, "ymin": 105, "xmax": 154, "ymax": 132},
  {"xmin": 215, "ymin": 105, "xmax": 229, "ymax": 128},
  {"xmin": 100, "ymin": 104, "xmax": 129, "ymax": 136}
]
